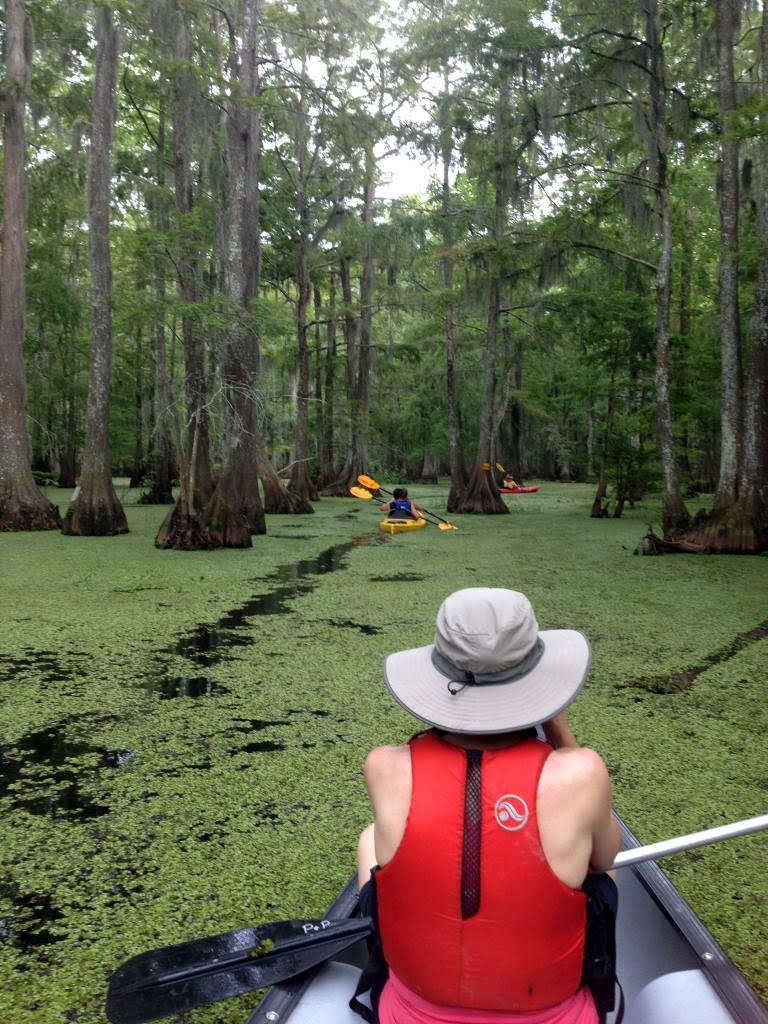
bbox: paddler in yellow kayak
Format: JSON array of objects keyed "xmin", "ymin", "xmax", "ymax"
[{"xmin": 379, "ymin": 487, "xmax": 426, "ymax": 522}]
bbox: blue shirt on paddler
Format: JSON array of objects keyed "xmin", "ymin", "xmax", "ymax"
[{"xmin": 391, "ymin": 498, "xmax": 416, "ymax": 518}]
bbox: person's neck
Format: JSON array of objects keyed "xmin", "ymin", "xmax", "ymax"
[{"xmin": 436, "ymin": 727, "xmax": 537, "ymax": 751}]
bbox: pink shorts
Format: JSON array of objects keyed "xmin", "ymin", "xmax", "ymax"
[{"xmin": 378, "ymin": 972, "xmax": 598, "ymax": 1024}]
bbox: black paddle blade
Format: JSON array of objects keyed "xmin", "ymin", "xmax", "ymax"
[{"xmin": 106, "ymin": 916, "xmax": 372, "ymax": 1024}]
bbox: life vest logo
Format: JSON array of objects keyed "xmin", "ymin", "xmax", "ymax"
[{"xmin": 494, "ymin": 794, "xmax": 528, "ymax": 832}]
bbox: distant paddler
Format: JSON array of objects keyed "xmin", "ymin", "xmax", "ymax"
[{"xmin": 378, "ymin": 487, "xmax": 425, "ymax": 522}]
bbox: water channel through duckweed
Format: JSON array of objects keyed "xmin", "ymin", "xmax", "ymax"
[
  {"xmin": 627, "ymin": 618, "xmax": 768, "ymax": 693},
  {"xmin": 163, "ymin": 533, "xmax": 382, "ymax": 677},
  {"xmin": 1, "ymin": 534, "xmax": 383, "ymax": 956}
]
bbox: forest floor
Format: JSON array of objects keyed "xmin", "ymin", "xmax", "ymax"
[{"xmin": 1, "ymin": 480, "xmax": 766, "ymax": 1023}]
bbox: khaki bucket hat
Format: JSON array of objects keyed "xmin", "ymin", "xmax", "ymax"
[{"xmin": 383, "ymin": 588, "xmax": 591, "ymax": 734}]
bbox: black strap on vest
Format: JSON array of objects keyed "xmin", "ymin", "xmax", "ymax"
[
  {"xmin": 349, "ymin": 872, "xmax": 388, "ymax": 1023},
  {"xmin": 461, "ymin": 750, "xmax": 483, "ymax": 919},
  {"xmin": 581, "ymin": 871, "xmax": 623, "ymax": 1024}
]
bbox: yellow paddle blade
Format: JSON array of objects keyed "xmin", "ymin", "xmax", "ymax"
[
  {"xmin": 438, "ymin": 522, "xmax": 458, "ymax": 531},
  {"xmin": 349, "ymin": 485, "xmax": 373, "ymax": 500},
  {"xmin": 357, "ymin": 474, "xmax": 380, "ymax": 491},
  {"xmin": 482, "ymin": 462, "xmax": 490, "ymax": 471},
  {"xmin": 495, "ymin": 462, "xmax": 506, "ymax": 473}
]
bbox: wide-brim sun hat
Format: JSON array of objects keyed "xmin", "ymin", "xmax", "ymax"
[{"xmin": 383, "ymin": 588, "xmax": 591, "ymax": 734}]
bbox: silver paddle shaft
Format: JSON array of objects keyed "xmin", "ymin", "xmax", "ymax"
[{"xmin": 612, "ymin": 813, "xmax": 768, "ymax": 869}]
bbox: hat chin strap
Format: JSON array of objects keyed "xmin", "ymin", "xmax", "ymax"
[{"xmin": 431, "ymin": 638, "xmax": 546, "ymax": 695}]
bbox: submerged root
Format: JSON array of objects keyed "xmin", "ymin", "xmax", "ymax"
[{"xmin": 635, "ymin": 528, "xmax": 706, "ymax": 555}]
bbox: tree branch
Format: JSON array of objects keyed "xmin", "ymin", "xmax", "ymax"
[{"xmin": 572, "ymin": 241, "xmax": 657, "ymax": 271}]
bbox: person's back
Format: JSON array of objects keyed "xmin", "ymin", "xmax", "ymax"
[
  {"xmin": 382, "ymin": 487, "xmax": 422, "ymax": 520},
  {"xmin": 356, "ymin": 588, "xmax": 621, "ymax": 1024}
]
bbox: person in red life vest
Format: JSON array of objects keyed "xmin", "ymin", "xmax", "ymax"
[
  {"xmin": 379, "ymin": 487, "xmax": 425, "ymax": 521},
  {"xmin": 354, "ymin": 588, "xmax": 622, "ymax": 1024}
]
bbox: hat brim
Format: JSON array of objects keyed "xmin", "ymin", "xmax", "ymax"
[{"xmin": 383, "ymin": 630, "xmax": 591, "ymax": 734}]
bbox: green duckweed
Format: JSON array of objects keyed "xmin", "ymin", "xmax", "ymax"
[{"xmin": 0, "ymin": 481, "xmax": 766, "ymax": 1022}]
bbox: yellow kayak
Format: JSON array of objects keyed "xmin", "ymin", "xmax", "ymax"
[{"xmin": 378, "ymin": 516, "xmax": 427, "ymax": 536}]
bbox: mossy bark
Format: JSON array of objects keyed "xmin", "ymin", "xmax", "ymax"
[
  {"xmin": 203, "ymin": 465, "xmax": 264, "ymax": 548},
  {"xmin": 155, "ymin": 501, "xmax": 214, "ymax": 550},
  {"xmin": 455, "ymin": 69, "xmax": 511, "ymax": 518},
  {"xmin": 0, "ymin": 478, "xmax": 61, "ymax": 531},
  {"xmin": 62, "ymin": 481, "xmax": 128, "ymax": 537},
  {"xmin": 0, "ymin": 0, "xmax": 61, "ymax": 533},
  {"xmin": 62, "ymin": 6, "xmax": 127, "ymax": 538},
  {"xmin": 257, "ymin": 441, "xmax": 313, "ymax": 514},
  {"xmin": 661, "ymin": 490, "xmax": 691, "ymax": 538},
  {"xmin": 684, "ymin": 501, "xmax": 766, "ymax": 555},
  {"xmin": 455, "ymin": 461, "xmax": 508, "ymax": 515}
]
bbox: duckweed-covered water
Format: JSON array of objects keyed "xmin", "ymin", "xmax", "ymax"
[{"xmin": 1, "ymin": 482, "xmax": 766, "ymax": 1022}]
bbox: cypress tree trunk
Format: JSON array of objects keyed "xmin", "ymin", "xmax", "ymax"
[
  {"xmin": 456, "ymin": 66, "xmax": 510, "ymax": 515},
  {"xmin": 205, "ymin": 0, "xmax": 269, "ymax": 545},
  {"xmin": 508, "ymin": 337, "xmax": 525, "ymax": 483},
  {"xmin": 319, "ymin": 272, "xmax": 337, "ymax": 486},
  {"xmin": 646, "ymin": 0, "xmax": 689, "ymax": 537},
  {"xmin": 591, "ymin": 342, "xmax": 619, "ymax": 518},
  {"xmin": 321, "ymin": 147, "xmax": 376, "ymax": 497},
  {"xmin": 441, "ymin": 69, "xmax": 468, "ymax": 513},
  {"xmin": 350, "ymin": 149, "xmax": 376, "ymax": 482},
  {"xmin": 713, "ymin": 0, "xmax": 742, "ymax": 508},
  {"xmin": 737, "ymin": 3, "xmax": 768, "ymax": 550},
  {"xmin": 321, "ymin": 255, "xmax": 359, "ymax": 495},
  {"xmin": 313, "ymin": 283, "xmax": 325, "ymax": 482},
  {"xmin": 63, "ymin": 3, "xmax": 127, "ymax": 536},
  {"xmin": 0, "ymin": 0, "xmax": 61, "ymax": 530},
  {"xmin": 128, "ymin": 325, "xmax": 146, "ymax": 487},
  {"xmin": 682, "ymin": 0, "xmax": 760, "ymax": 552},
  {"xmin": 287, "ymin": 236, "xmax": 318, "ymax": 502},
  {"xmin": 141, "ymin": 92, "xmax": 174, "ymax": 504},
  {"xmin": 156, "ymin": 3, "xmax": 215, "ymax": 547},
  {"xmin": 287, "ymin": 80, "xmax": 319, "ymax": 505}
]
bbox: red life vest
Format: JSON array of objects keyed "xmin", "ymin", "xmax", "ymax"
[{"xmin": 375, "ymin": 730, "xmax": 587, "ymax": 1012}]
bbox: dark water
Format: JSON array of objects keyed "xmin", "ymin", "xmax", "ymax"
[
  {"xmin": 0, "ymin": 725, "xmax": 129, "ymax": 820},
  {"xmin": 0, "ymin": 650, "xmax": 83, "ymax": 685},
  {"xmin": 229, "ymin": 718, "xmax": 291, "ymax": 732},
  {"xmin": 325, "ymin": 619, "xmax": 382, "ymax": 635},
  {"xmin": 630, "ymin": 618, "xmax": 768, "ymax": 693},
  {"xmin": 157, "ymin": 534, "xmax": 381, "ymax": 681},
  {"xmin": 369, "ymin": 573, "xmax": 426, "ymax": 582},
  {"xmin": 0, "ymin": 886, "xmax": 64, "ymax": 953},
  {"xmin": 155, "ymin": 676, "xmax": 228, "ymax": 699}
]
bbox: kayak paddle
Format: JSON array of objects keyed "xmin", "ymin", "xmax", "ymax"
[
  {"xmin": 105, "ymin": 916, "xmax": 372, "ymax": 1024},
  {"xmin": 349, "ymin": 485, "xmax": 378, "ymax": 501},
  {"xmin": 356, "ymin": 474, "xmax": 459, "ymax": 531},
  {"xmin": 612, "ymin": 812, "xmax": 768, "ymax": 870}
]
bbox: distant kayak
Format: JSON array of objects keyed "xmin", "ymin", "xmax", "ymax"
[
  {"xmin": 500, "ymin": 485, "xmax": 540, "ymax": 494},
  {"xmin": 379, "ymin": 517, "xmax": 427, "ymax": 535}
]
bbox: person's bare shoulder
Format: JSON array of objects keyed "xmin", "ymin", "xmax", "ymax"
[
  {"xmin": 544, "ymin": 746, "xmax": 613, "ymax": 810},
  {"xmin": 364, "ymin": 744, "xmax": 410, "ymax": 785},
  {"xmin": 549, "ymin": 745, "xmax": 610, "ymax": 779}
]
